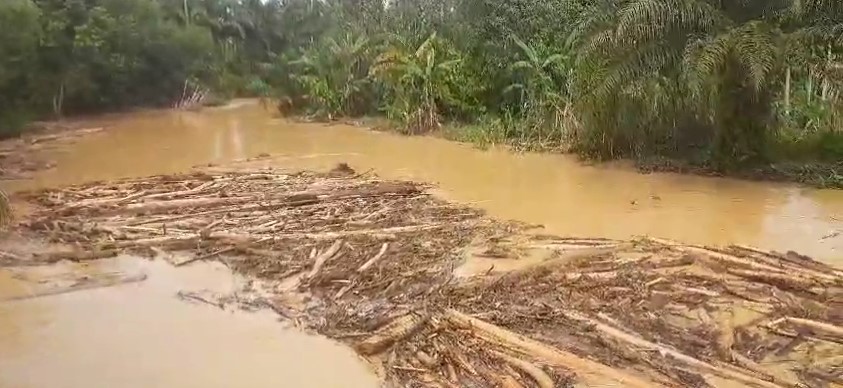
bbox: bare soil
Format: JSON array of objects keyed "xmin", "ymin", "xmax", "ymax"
[{"xmin": 4, "ymin": 163, "xmax": 842, "ymax": 388}]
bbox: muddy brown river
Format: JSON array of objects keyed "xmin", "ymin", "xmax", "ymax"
[
  {"xmin": 1, "ymin": 100, "xmax": 842, "ymax": 387},
  {"xmin": 8, "ymin": 100, "xmax": 843, "ymax": 263}
]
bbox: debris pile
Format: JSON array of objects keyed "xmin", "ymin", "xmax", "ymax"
[{"xmin": 8, "ymin": 166, "xmax": 842, "ymax": 388}]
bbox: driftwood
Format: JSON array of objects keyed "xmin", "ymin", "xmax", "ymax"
[
  {"xmin": 357, "ymin": 243, "xmax": 390, "ymax": 272},
  {"xmin": 772, "ymin": 317, "xmax": 843, "ymax": 343},
  {"xmin": 490, "ymin": 351, "xmax": 555, "ymax": 388},
  {"xmin": 306, "ymin": 240, "xmax": 343, "ymax": 280},
  {"xmin": 444, "ymin": 310, "xmax": 658, "ymax": 388},
  {"xmin": 726, "ymin": 268, "xmax": 821, "ymax": 293},
  {"xmin": 557, "ymin": 310, "xmax": 787, "ymax": 388},
  {"xmin": 33, "ymin": 249, "xmax": 119, "ymax": 264},
  {"xmin": 14, "ymin": 167, "xmax": 842, "ymax": 388},
  {"xmin": 356, "ymin": 312, "xmax": 430, "ymax": 355},
  {"xmin": 0, "ymin": 273, "xmax": 147, "ymax": 302},
  {"xmin": 175, "ymin": 246, "xmax": 237, "ymax": 267}
]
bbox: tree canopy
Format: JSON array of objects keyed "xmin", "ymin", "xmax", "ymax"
[{"xmin": 1, "ymin": 0, "xmax": 841, "ymax": 172}]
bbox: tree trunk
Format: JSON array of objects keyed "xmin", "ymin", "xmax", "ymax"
[{"xmin": 784, "ymin": 67, "xmax": 791, "ymax": 116}]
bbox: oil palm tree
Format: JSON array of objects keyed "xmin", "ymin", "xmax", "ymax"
[{"xmin": 577, "ymin": 0, "xmax": 842, "ymax": 163}]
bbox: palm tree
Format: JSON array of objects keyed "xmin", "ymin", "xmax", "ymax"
[
  {"xmin": 576, "ymin": 0, "xmax": 843, "ymax": 163},
  {"xmin": 372, "ymin": 33, "xmax": 463, "ymax": 133}
]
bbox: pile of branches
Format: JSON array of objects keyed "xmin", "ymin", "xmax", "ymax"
[{"xmin": 10, "ymin": 166, "xmax": 843, "ymax": 388}]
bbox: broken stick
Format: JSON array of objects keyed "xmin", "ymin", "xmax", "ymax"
[
  {"xmin": 357, "ymin": 243, "xmax": 390, "ymax": 272},
  {"xmin": 306, "ymin": 239, "xmax": 343, "ymax": 280}
]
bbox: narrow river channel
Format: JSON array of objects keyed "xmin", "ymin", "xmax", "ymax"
[
  {"xmin": 8, "ymin": 100, "xmax": 843, "ymax": 264},
  {"xmin": 2, "ymin": 100, "xmax": 841, "ymax": 387}
]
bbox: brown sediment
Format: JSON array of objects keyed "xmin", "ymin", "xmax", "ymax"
[{"xmin": 7, "ymin": 165, "xmax": 842, "ymax": 388}]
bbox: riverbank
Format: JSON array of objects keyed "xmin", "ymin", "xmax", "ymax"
[
  {"xmin": 430, "ymin": 121, "xmax": 843, "ymax": 189},
  {"xmin": 5, "ymin": 163, "xmax": 841, "ymax": 387}
]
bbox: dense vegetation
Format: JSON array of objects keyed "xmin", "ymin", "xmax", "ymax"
[{"xmin": 0, "ymin": 0, "xmax": 842, "ymax": 185}]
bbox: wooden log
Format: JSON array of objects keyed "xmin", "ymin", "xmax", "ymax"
[
  {"xmin": 777, "ymin": 317, "xmax": 843, "ymax": 342},
  {"xmin": 491, "ymin": 351, "xmax": 554, "ymax": 388},
  {"xmin": 555, "ymin": 310, "xmax": 789, "ymax": 388},
  {"xmin": 103, "ymin": 235, "xmax": 200, "ymax": 249},
  {"xmin": 217, "ymin": 223, "xmax": 455, "ymax": 242},
  {"xmin": 33, "ymin": 249, "xmax": 119, "ymax": 264},
  {"xmin": 728, "ymin": 245, "xmax": 843, "ymax": 281},
  {"xmin": 356, "ymin": 312, "xmax": 430, "ymax": 355},
  {"xmin": 122, "ymin": 196, "xmax": 255, "ymax": 214},
  {"xmin": 444, "ymin": 309, "xmax": 658, "ymax": 388},
  {"xmin": 726, "ymin": 268, "xmax": 821, "ymax": 293},
  {"xmin": 357, "ymin": 243, "xmax": 390, "ymax": 272},
  {"xmin": 176, "ymin": 246, "xmax": 237, "ymax": 267},
  {"xmin": 142, "ymin": 180, "xmax": 217, "ymax": 200},
  {"xmin": 0, "ymin": 273, "xmax": 147, "ymax": 302},
  {"xmin": 306, "ymin": 240, "xmax": 343, "ymax": 279}
]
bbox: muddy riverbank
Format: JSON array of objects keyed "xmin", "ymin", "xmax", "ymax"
[{"xmin": 4, "ymin": 164, "xmax": 841, "ymax": 387}]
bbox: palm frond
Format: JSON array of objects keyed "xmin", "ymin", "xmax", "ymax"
[
  {"xmin": 683, "ymin": 32, "xmax": 732, "ymax": 96},
  {"xmin": 618, "ymin": 0, "xmax": 729, "ymax": 45},
  {"xmin": 733, "ymin": 22, "xmax": 776, "ymax": 91},
  {"xmin": 542, "ymin": 54, "xmax": 566, "ymax": 69},
  {"xmin": 509, "ymin": 60, "xmax": 535, "ymax": 72},
  {"xmin": 502, "ymin": 83, "xmax": 525, "ymax": 95},
  {"xmin": 511, "ymin": 34, "xmax": 540, "ymax": 66},
  {"xmin": 414, "ymin": 33, "xmax": 437, "ymax": 59}
]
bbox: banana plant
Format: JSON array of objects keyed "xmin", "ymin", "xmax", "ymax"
[
  {"xmin": 372, "ymin": 33, "xmax": 463, "ymax": 133},
  {"xmin": 291, "ymin": 33, "xmax": 373, "ymax": 118}
]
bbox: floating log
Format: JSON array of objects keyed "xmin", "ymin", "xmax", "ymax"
[
  {"xmin": 356, "ymin": 312, "xmax": 430, "ymax": 356},
  {"xmin": 444, "ymin": 309, "xmax": 658, "ymax": 388},
  {"xmin": 0, "ymin": 273, "xmax": 147, "ymax": 302},
  {"xmin": 556, "ymin": 310, "xmax": 788, "ymax": 388}
]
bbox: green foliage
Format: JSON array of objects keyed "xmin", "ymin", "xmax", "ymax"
[
  {"xmin": 291, "ymin": 33, "xmax": 375, "ymax": 118},
  {"xmin": 0, "ymin": 0, "xmax": 41, "ymax": 136},
  {"xmin": 2, "ymin": 0, "xmax": 840, "ymax": 179},
  {"xmin": 572, "ymin": 0, "xmax": 843, "ymax": 168},
  {"xmin": 371, "ymin": 33, "xmax": 476, "ymax": 133}
]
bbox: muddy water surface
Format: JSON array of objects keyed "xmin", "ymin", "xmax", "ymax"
[
  {"xmin": 0, "ymin": 257, "xmax": 379, "ymax": 388},
  {"xmin": 7, "ymin": 100, "xmax": 843, "ymax": 264},
  {"xmin": 2, "ymin": 100, "xmax": 843, "ymax": 387}
]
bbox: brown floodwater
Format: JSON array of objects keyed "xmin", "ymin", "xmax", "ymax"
[
  {"xmin": 6, "ymin": 99, "xmax": 842, "ymax": 264},
  {"xmin": 1, "ymin": 99, "xmax": 842, "ymax": 387},
  {"xmin": 0, "ymin": 257, "xmax": 379, "ymax": 388}
]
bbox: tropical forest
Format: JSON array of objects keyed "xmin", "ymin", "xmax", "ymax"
[
  {"xmin": 1, "ymin": 0, "xmax": 843, "ymax": 185},
  {"xmin": 2, "ymin": 2, "xmax": 843, "ymax": 387}
]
